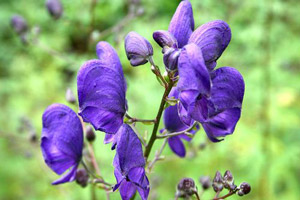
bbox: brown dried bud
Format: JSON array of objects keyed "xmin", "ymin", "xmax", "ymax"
[
  {"xmin": 212, "ymin": 171, "xmax": 223, "ymax": 192},
  {"xmin": 75, "ymin": 168, "xmax": 89, "ymax": 187}
]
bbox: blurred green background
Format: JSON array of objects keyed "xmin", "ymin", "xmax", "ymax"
[{"xmin": 1, "ymin": 0, "xmax": 300, "ymax": 199}]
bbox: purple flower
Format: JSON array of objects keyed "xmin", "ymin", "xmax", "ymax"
[
  {"xmin": 201, "ymin": 67, "xmax": 245, "ymax": 142},
  {"xmin": 46, "ymin": 0, "xmax": 63, "ymax": 20},
  {"xmin": 77, "ymin": 42, "xmax": 127, "ymax": 134},
  {"xmin": 125, "ymin": 31, "xmax": 153, "ymax": 66},
  {"xmin": 162, "ymin": 88, "xmax": 199, "ymax": 157},
  {"xmin": 113, "ymin": 124, "xmax": 149, "ymax": 200},
  {"xmin": 153, "ymin": 0, "xmax": 231, "ymax": 71},
  {"xmin": 41, "ymin": 104, "xmax": 83, "ymax": 185}
]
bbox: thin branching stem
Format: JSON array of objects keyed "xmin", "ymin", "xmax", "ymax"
[{"xmin": 156, "ymin": 122, "xmax": 197, "ymax": 139}]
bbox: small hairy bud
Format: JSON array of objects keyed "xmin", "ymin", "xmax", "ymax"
[
  {"xmin": 223, "ymin": 170, "xmax": 236, "ymax": 190},
  {"xmin": 176, "ymin": 178, "xmax": 197, "ymax": 198},
  {"xmin": 46, "ymin": 0, "xmax": 63, "ymax": 20},
  {"xmin": 65, "ymin": 88, "xmax": 77, "ymax": 104},
  {"xmin": 125, "ymin": 31, "xmax": 153, "ymax": 66},
  {"xmin": 75, "ymin": 168, "xmax": 89, "ymax": 187},
  {"xmin": 212, "ymin": 171, "xmax": 223, "ymax": 192},
  {"xmin": 85, "ymin": 125, "xmax": 96, "ymax": 142},
  {"xmin": 199, "ymin": 176, "xmax": 211, "ymax": 190},
  {"xmin": 11, "ymin": 15, "xmax": 28, "ymax": 35},
  {"xmin": 238, "ymin": 182, "xmax": 251, "ymax": 196}
]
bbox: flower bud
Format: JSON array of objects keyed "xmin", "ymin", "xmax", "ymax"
[
  {"xmin": 125, "ymin": 31, "xmax": 153, "ymax": 66},
  {"xmin": 65, "ymin": 88, "xmax": 77, "ymax": 104},
  {"xmin": 238, "ymin": 182, "xmax": 251, "ymax": 196},
  {"xmin": 223, "ymin": 170, "xmax": 236, "ymax": 190},
  {"xmin": 46, "ymin": 0, "xmax": 63, "ymax": 20},
  {"xmin": 153, "ymin": 30, "xmax": 177, "ymax": 53},
  {"xmin": 85, "ymin": 125, "xmax": 96, "ymax": 142},
  {"xmin": 75, "ymin": 168, "xmax": 89, "ymax": 187},
  {"xmin": 163, "ymin": 48, "xmax": 181, "ymax": 71},
  {"xmin": 212, "ymin": 171, "xmax": 223, "ymax": 192},
  {"xmin": 11, "ymin": 15, "xmax": 28, "ymax": 35},
  {"xmin": 199, "ymin": 176, "xmax": 211, "ymax": 190},
  {"xmin": 176, "ymin": 178, "xmax": 197, "ymax": 198}
]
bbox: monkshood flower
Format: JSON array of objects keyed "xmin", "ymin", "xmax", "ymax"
[
  {"xmin": 46, "ymin": 0, "xmax": 63, "ymax": 20},
  {"xmin": 161, "ymin": 87, "xmax": 199, "ymax": 157},
  {"xmin": 41, "ymin": 104, "xmax": 83, "ymax": 185},
  {"xmin": 77, "ymin": 41, "xmax": 127, "ymax": 134},
  {"xmin": 11, "ymin": 15, "xmax": 28, "ymax": 35},
  {"xmin": 177, "ymin": 46, "xmax": 245, "ymax": 141},
  {"xmin": 113, "ymin": 124, "xmax": 149, "ymax": 200},
  {"xmin": 125, "ymin": 31, "xmax": 153, "ymax": 66},
  {"xmin": 153, "ymin": 0, "xmax": 231, "ymax": 71}
]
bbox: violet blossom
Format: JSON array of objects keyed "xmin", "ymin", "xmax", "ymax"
[
  {"xmin": 155, "ymin": 0, "xmax": 244, "ymax": 142},
  {"xmin": 77, "ymin": 41, "xmax": 127, "ymax": 135},
  {"xmin": 41, "ymin": 104, "xmax": 83, "ymax": 185},
  {"xmin": 113, "ymin": 124, "xmax": 149, "ymax": 200}
]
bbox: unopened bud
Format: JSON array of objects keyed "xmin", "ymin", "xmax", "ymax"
[
  {"xmin": 85, "ymin": 125, "xmax": 96, "ymax": 142},
  {"xmin": 212, "ymin": 171, "xmax": 223, "ymax": 192},
  {"xmin": 163, "ymin": 48, "xmax": 181, "ymax": 71},
  {"xmin": 238, "ymin": 182, "xmax": 251, "ymax": 196},
  {"xmin": 199, "ymin": 176, "xmax": 211, "ymax": 190},
  {"xmin": 223, "ymin": 170, "xmax": 236, "ymax": 190},
  {"xmin": 176, "ymin": 178, "xmax": 197, "ymax": 198},
  {"xmin": 46, "ymin": 0, "xmax": 63, "ymax": 20},
  {"xmin": 125, "ymin": 31, "xmax": 153, "ymax": 67},
  {"xmin": 75, "ymin": 168, "xmax": 89, "ymax": 187},
  {"xmin": 11, "ymin": 15, "xmax": 28, "ymax": 35},
  {"xmin": 65, "ymin": 88, "xmax": 77, "ymax": 104}
]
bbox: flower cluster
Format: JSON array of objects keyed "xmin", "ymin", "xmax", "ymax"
[{"xmin": 40, "ymin": 0, "xmax": 245, "ymax": 199}]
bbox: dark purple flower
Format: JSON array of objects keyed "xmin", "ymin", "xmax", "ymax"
[
  {"xmin": 125, "ymin": 31, "xmax": 153, "ymax": 66},
  {"xmin": 162, "ymin": 88, "xmax": 199, "ymax": 157},
  {"xmin": 113, "ymin": 124, "xmax": 149, "ymax": 200},
  {"xmin": 46, "ymin": 0, "xmax": 63, "ymax": 20},
  {"xmin": 11, "ymin": 15, "xmax": 28, "ymax": 35},
  {"xmin": 153, "ymin": 0, "xmax": 231, "ymax": 72},
  {"xmin": 201, "ymin": 67, "xmax": 245, "ymax": 142},
  {"xmin": 41, "ymin": 104, "xmax": 83, "ymax": 185},
  {"xmin": 77, "ymin": 42, "xmax": 127, "ymax": 134}
]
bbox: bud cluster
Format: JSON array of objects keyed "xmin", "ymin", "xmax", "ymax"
[
  {"xmin": 212, "ymin": 170, "xmax": 251, "ymax": 198},
  {"xmin": 176, "ymin": 178, "xmax": 198, "ymax": 198}
]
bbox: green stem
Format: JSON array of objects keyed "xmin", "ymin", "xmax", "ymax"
[
  {"xmin": 156, "ymin": 122, "xmax": 197, "ymax": 139},
  {"xmin": 144, "ymin": 81, "xmax": 174, "ymax": 161}
]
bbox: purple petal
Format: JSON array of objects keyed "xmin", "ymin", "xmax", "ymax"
[
  {"xmin": 41, "ymin": 104, "xmax": 83, "ymax": 183},
  {"xmin": 168, "ymin": 0, "xmax": 194, "ymax": 48},
  {"xmin": 119, "ymin": 182, "xmax": 137, "ymax": 200},
  {"xmin": 77, "ymin": 59, "xmax": 126, "ymax": 134},
  {"xmin": 177, "ymin": 44, "xmax": 211, "ymax": 123},
  {"xmin": 178, "ymin": 43, "xmax": 211, "ymax": 97},
  {"xmin": 125, "ymin": 31, "xmax": 153, "ymax": 66},
  {"xmin": 168, "ymin": 136, "xmax": 186, "ymax": 157},
  {"xmin": 202, "ymin": 108, "xmax": 241, "ymax": 142},
  {"xmin": 188, "ymin": 20, "xmax": 231, "ymax": 71},
  {"xmin": 96, "ymin": 41, "xmax": 126, "ymax": 77},
  {"xmin": 153, "ymin": 30, "xmax": 178, "ymax": 50},
  {"xmin": 137, "ymin": 175, "xmax": 150, "ymax": 200},
  {"xmin": 209, "ymin": 67, "xmax": 245, "ymax": 114},
  {"xmin": 178, "ymin": 102, "xmax": 194, "ymax": 126},
  {"xmin": 52, "ymin": 165, "xmax": 78, "ymax": 185},
  {"xmin": 114, "ymin": 124, "xmax": 145, "ymax": 174}
]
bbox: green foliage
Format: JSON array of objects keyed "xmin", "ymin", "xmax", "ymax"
[{"xmin": 1, "ymin": 0, "xmax": 300, "ymax": 199}]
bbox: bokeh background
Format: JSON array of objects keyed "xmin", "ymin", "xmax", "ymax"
[{"xmin": 1, "ymin": 0, "xmax": 300, "ymax": 199}]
